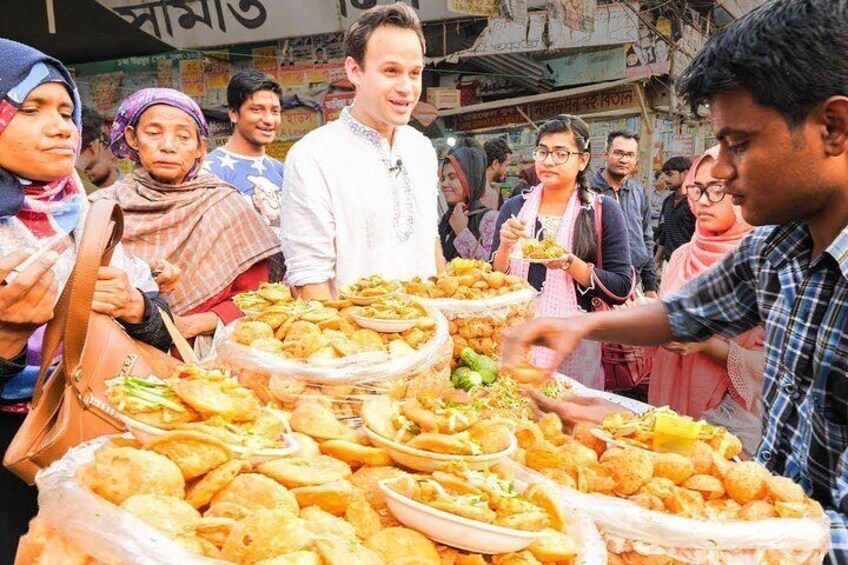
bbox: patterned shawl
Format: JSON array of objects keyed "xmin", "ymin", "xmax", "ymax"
[{"xmin": 93, "ymin": 169, "xmax": 280, "ymax": 314}]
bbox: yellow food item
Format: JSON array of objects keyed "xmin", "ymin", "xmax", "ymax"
[
  {"xmin": 120, "ymin": 494, "xmax": 200, "ymax": 537},
  {"xmin": 724, "ymin": 461, "xmax": 769, "ymax": 505},
  {"xmin": 82, "ymin": 445, "xmax": 185, "ymax": 505},
  {"xmin": 292, "ymin": 479, "xmax": 355, "ymax": 516},
  {"xmin": 652, "ymin": 453, "xmax": 695, "ymax": 486},
  {"xmin": 210, "ymin": 473, "xmax": 299, "ymax": 515},
  {"xmin": 221, "ymin": 510, "xmax": 310, "ymax": 564},
  {"xmin": 346, "ymin": 494, "xmax": 383, "ymax": 540},
  {"xmin": 147, "ymin": 430, "xmax": 232, "ymax": 481},
  {"xmin": 300, "ymin": 505, "xmax": 358, "ymax": 541},
  {"xmin": 186, "ymin": 459, "xmax": 248, "ymax": 509},
  {"xmin": 520, "ymin": 239, "xmax": 566, "ymax": 261},
  {"xmin": 194, "ymin": 516, "xmax": 237, "ymax": 548},
  {"xmin": 528, "ymin": 528, "xmax": 578, "ymax": 562},
  {"xmin": 319, "ymin": 439, "xmax": 392, "ymax": 468},
  {"xmin": 255, "ymin": 550, "xmax": 322, "ymax": 565},
  {"xmin": 600, "ymin": 448, "xmax": 654, "ymax": 496},
  {"xmin": 257, "ymin": 455, "xmax": 352, "ymax": 489},
  {"xmin": 364, "ymin": 527, "xmax": 441, "ymax": 565},
  {"xmin": 204, "ymin": 501, "xmax": 252, "ymax": 521}
]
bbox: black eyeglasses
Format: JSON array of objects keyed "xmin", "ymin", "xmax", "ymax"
[
  {"xmin": 686, "ymin": 181, "xmax": 727, "ymax": 203},
  {"xmin": 532, "ymin": 147, "xmax": 584, "ymax": 165}
]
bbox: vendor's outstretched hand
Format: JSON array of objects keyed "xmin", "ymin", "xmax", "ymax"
[
  {"xmin": 526, "ymin": 387, "xmax": 631, "ymax": 425},
  {"xmin": 501, "ymin": 317, "xmax": 588, "ymax": 373}
]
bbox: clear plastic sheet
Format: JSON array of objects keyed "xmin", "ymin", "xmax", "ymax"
[
  {"xmin": 32, "ymin": 436, "xmax": 224, "ymax": 565},
  {"xmin": 414, "ymin": 287, "xmax": 537, "ymax": 360},
  {"xmin": 213, "ymin": 303, "xmax": 452, "ymax": 418},
  {"xmin": 512, "ymin": 463, "xmax": 830, "ymax": 565}
]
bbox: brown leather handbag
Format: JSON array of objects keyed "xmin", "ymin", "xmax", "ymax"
[
  {"xmin": 590, "ymin": 195, "xmax": 654, "ymax": 392},
  {"xmin": 4, "ymin": 199, "xmax": 178, "ymax": 484}
]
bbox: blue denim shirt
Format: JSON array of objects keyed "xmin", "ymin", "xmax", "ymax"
[{"xmin": 590, "ymin": 168, "xmax": 657, "ymax": 291}]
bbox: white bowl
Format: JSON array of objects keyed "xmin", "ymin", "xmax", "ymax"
[
  {"xmin": 362, "ymin": 425, "xmax": 516, "ymax": 472},
  {"xmin": 379, "ymin": 478, "xmax": 544, "ymax": 554},
  {"xmin": 350, "ymin": 313, "xmax": 420, "ymax": 333},
  {"xmin": 118, "ymin": 411, "xmax": 299, "ymax": 464},
  {"xmin": 338, "ymin": 287, "xmax": 401, "ymax": 305}
]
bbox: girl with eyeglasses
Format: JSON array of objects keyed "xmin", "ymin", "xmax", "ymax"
[
  {"xmin": 649, "ymin": 146, "xmax": 765, "ymax": 454},
  {"xmin": 491, "ymin": 115, "xmax": 633, "ymax": 389}
]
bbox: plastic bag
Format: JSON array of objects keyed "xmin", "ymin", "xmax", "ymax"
[
  {"xmin": 513, "ymin": 463, "xmax": 830, "ymax": 565},
  {"xmin": 702, "ymin": 395, "xmax": 763, "ymax": 456},
  {"xmin": 31, "ymin": 436, "xmax": 222, "ymax": 565},
  {"xmin": 212, "ymin": 303, "xmax": 452, "ymax": 419},
  {"xmin": 416, "ymin": 287, "xmax": 537, "ymax": 361}
]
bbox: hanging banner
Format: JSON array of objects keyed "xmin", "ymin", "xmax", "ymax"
[
  {"xmin": 252, "ymin": 45, "xmax": 279, "ymax": 81},
  {"xmin": 179, "ymin": 59, "xmax": 205, "ymax": 99},
  {"xmin": 156, "ymin": 59, "xmax": 173, "ymax": 88},
  {"xmin": 447, "ymin": 0, "xmax": 500, "ymax": 17},
  {"xmin": 323, "ymin": 91, "xmax": 356, "ymax": 122},
  {"xmin": 280, "ymin": 107, "xmax": 321, "ymax": 138},
  {"xmin": 98, "ymin": 0, "xmax": 493, "ymax": 50},
  {"xmin": 88, "ymin": 72, "xmax": 125, "ymax": 115},
  {"xmin": 206, "ymin": 54, "xmax": 231, "ymax": 89}
]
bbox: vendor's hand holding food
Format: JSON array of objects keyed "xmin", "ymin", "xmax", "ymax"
[
  {"xmin": 527, "ymin": 388, "xmax": 627, "ymax": 426},
  {"xmin": 502, "ymin": 317, "xmax": 589, "ymax": 375},
  {"xmin": 0, "ymin": 249, "xmax": 59, "ymax": 357}
]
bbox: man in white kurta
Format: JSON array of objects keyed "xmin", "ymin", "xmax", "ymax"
[
  {"xmin": 280, "ymin": 4, "xmax": 440, "ymax": 297},
  {"xmin": 281, "ymin": 106, "xmax": 438, "ymax": 291}
]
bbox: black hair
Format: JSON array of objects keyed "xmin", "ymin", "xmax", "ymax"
[
  {"xmin": 452, "ymin": 135, "xmax": 482, "ymax": 151},
  {"xmin": 484, "ymin": 137, "xmax": 512, "ymax": 167},
  {"xmin": 536, "ymin": 114, "xmax": 597, "ymax": 263},
  {"xmin": 662, "ymin": 156, "xmax": 693, "ymax": 173},
  {"xmin": 676, "ymin": 0, "xmax": 848, "ymax": 128},
  {"xmin": 606, "ymin": 130, "xmax": 639, "ymax": 150},
  {"xmin": 345, "ymin": 3, "xmax": 425, "ymax": 68},
  {"xmin": 226, "ymin": 70, "xmax": 283, "ymax": 112},
  {"xmin": 80, "ymin": 107, "xmax": 104, "ymax": 149}
]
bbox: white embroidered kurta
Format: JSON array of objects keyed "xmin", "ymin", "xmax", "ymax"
[{"xmin": 281, "ymin": 107, "xmax": 439, "ymax": 290}]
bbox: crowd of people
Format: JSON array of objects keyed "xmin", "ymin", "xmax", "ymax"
[{"xmin": 0, "ymin": 0, "xmax": 847, "ymax": 562}]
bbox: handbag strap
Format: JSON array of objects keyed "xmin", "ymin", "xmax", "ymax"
[
  {"xmin": 33, "ymin": 200, "xmax": 123, "ymax": 402},
  {"xmin": 591, "ymin": 194, "xmax": 637, "ymax": 302},
  {"xmin": 158, "ymin": 307, "xmax": 200, "ymax": 364}
]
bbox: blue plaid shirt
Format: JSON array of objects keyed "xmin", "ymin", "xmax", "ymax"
[{"xmin": 664, "ymin": 221, "xmax": 848, "ymax": 564}]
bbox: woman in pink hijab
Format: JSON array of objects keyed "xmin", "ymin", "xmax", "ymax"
[{"xmin": 649, "ymin": 146, "xmax": 765, "ymax": 452}]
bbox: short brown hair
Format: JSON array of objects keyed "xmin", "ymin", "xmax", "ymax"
[{"xmin": 345, "ymin": 3, "xmax": 426, "ymax": 67}]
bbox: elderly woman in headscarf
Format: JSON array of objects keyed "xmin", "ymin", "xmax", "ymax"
[
  {"xmin": 438, "ymin": 145, "xmax": 499, "ymax": 261},
  {"xmin": 94, "ymin": 88, "xmax": 282, "ymax": 341},
  {"xmin": 0, "ymin": 40, "xmax": 174, "ymax": 557},
  {"xmin": 649, "ymin": 146, "xmax": 765, "ymax": 454}
]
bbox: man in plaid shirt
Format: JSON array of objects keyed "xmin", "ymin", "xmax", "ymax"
[{"xmin": 503, "ymin": 1, "xmax": 848, "ymax": 561}]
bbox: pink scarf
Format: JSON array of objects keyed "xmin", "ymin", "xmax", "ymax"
[
  {"xmin": 649, "ymin": 147, "xmax": 765, "ymax": 417},
  {"xmin": 510, "ymin": 185, "xmax": 601, "ymax": 384}
]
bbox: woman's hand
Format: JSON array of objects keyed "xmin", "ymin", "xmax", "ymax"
[
  {"xmin": 0, "ymin": 250, "xmax": 60, "ymax": 357},
  {"xmin": 174, "ymin": 312, "xmax": 219, "ymax": 339},
  {"xmin": 449, "ymin": 203, "xmax": 469, "ymax": 234},
  {"xmin": 662, "ymin": 340, "xmax": 708, "ymax": 356},
  {"xmin": 498, "ymin": 217, "xmax": 527, "ymax": 251},
  {"xmin": 152, "ymin": 259, "xmax": 181, "ymax": 293},
  {"xmin": 92, "ymin": 266, "xmax": 146, "ymax": 324}
]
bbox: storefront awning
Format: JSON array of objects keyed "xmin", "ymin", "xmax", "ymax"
[{"xmin": 2, "ymin": 0, "xmax": 170, "ymax": 64}]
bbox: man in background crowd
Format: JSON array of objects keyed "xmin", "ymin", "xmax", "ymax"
[
  {"xmin": 203, "ymin": 71, "xmax": 285, "ymax": 238},
  {"xmin": 76, "ymin": 107, "xmax": 122, "ymax": 193},
  {"xmin": 656, "ymin": 156, "xmax": 695, "ymax": 265},
  {"xmin": 483, "ymin": 137, "xmax": 512, "ymax": 210},
  {"xmin": 591, "ymin": 130, "xmax": 658, "ymax": 296}
]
